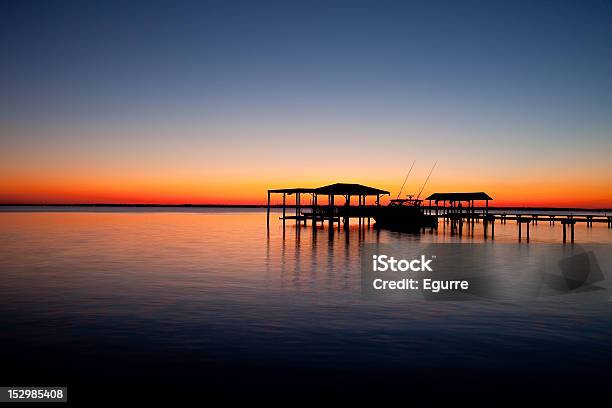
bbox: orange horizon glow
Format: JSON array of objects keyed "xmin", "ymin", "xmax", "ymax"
[
  {"xmin": 2, "ymin": 178, "xmax": 611, "ymax": 208},
  {"xmin": 2, "ymin": 123, "xmax": 610, "ymax": 209}
]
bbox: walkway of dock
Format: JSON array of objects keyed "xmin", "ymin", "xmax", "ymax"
[
  {"xmin": 271, "ymin": 202, "xmax": 610, "ymax": 243},
  {"xmin": 427, "ymin": 209, "xmax": 611, "ymax": 243}
]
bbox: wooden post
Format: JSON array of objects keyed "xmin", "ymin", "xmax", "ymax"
[
  {"xmin": 367, "ymin": 195, "xmax": 371, "ymax": 227},
  {"xmin": 299, "ymin": 193, "xmax": 302, "ymax": 226},
  {"xmin": 313, "ymin": 193, "xmax": 317, "ymax": 227},
  {"xmin": 338, "ymin": 196, "xmax": 342, "ymax": 232},
  {"xmin": 526, "ymin": 221, "xmax": 530, "ymax": 242},
  {"xmin": 444, "ymin": 200, "xmax": 447, "ymax": 222},
  {"xmin": 360, "ymin": 195, "xmax": 364, "ymax": 227},
  {"xmin": 345, "ymin": 195, "xmax": 350, "ymax": 230},
  {"xmin": 470, "ymin": 200, "xmax": 473, "ymax": 221},
  {"xmin": 518, "ymin": 221, "xmax": 522, "ymax": 242},
  {"xmin": 361, "ymin": 195, "xmax": 364, "ymax": 227},
  {"xmin": 304, "ymin": 194, "xmax": 307, "ymax": 226},
  {"xmin": 282, "ymin": 193, "xmax": 286, "ymax": 226},
  {"xmin": 357, "ymin": 195, "xmax": 361, "ymax": 229},
  {"xmin": 266, "ymin": 191, "xmax": 271, "ymax": 228},
  {"xmin": 329, "ymin": 194, "xmax": 334, "ymax": 228},
  {"xmin": 304, "ymin": 193, "xmax": 308, "ymax": 226},
  {"xmin": 562, "ymin": 218, "xmax": 575, "ymax": 243}
]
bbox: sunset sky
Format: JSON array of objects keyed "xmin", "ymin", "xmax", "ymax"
[{"xmin": 1, "ymin": 0, "xmax": 611, "ymax": 207}]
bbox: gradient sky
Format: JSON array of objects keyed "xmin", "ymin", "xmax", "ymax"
[{"xmin": 1, "ymin": 0, "xmax": 611, "ymax": 207}]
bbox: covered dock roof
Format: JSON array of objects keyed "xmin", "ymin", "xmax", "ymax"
[
  {"xmin": 268, "ymin": 183, "xmax": 390, "ymax": 197},
  {"xmin": 425, "ymin": 192, "xmax": 493, "ymax": 201},
  {"xmin": 267, "ymin": 188, "xmax": 316, "ymax": 194},
  {"xmin": 314, "ymin": 183, "xmax": 390, "ymax": 196}
]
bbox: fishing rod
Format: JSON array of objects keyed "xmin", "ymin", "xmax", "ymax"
[
  {"xmin": 396, "ymin": 160, "xmax": 416, "ymax": 199},
  {"xmin": 416, "ymin": 162, "xmax": 437, "ymax": 199}
]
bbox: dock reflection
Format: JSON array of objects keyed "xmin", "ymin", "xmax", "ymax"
[{"xmin": 267, "ymin": 210, "xmax": 612, "ymax": 291}]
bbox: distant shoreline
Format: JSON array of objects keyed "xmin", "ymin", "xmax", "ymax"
[{"xmin": 0, "ymin": 203, "xmax": 610, "ymax": 212}]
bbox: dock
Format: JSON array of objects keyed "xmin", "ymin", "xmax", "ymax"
[
  {"xmin": 422, "ymin": 192, "xmax": 610, "ymax": 242},
  {"xmin": 267, "ymin": 186, "xmax": 610, "ymax": 243},
  {"xmin": 267, "ymin": 183, "xmax": 390, "ymax": 232}
]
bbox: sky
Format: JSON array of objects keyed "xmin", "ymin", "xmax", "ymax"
[{"xmin": 1, "ymin": 0, "xmax": 611, "ymax": 207}]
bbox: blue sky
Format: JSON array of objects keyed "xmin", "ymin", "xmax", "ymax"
[
  {"xmin": 1, "ymin": 0, "xmax": 611, "ymax": 205},
  {"xmin": 2, "ymin": 0, "xmax": 611, "ymax": 124}
]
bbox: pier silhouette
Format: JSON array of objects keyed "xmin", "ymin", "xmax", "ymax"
[
  {"xmin": 267, "ymin": 183, "xmax": 389, "ymax": 232},
  {"xmin": 267, "ymin": 184, "xmax": 610, "ymax": 243}
]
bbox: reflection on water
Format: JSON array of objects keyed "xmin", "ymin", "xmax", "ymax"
[{"xmin": 0, "ymin": 208, "xmax": 611, "ymax": 400}]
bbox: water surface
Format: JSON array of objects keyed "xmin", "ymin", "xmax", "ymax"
[{"xmin": 1, "ymin": 208, "xmax": 611, "ymax": 401}]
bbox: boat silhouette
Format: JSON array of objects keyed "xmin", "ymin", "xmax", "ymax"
[{"xmin": 374, "ymin": 196, "xmax": 438, "ymax": 231}]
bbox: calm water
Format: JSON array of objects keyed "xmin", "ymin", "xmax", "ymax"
[{"xmin": 1, "ymin": 208, "xmax": 611, "ymax": 401}]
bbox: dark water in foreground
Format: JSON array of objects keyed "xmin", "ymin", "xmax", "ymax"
[{"xmin": 1, "ymin": 208, "xmax": 611, "ymax": 402}]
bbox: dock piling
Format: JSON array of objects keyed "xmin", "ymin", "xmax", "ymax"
[
  {"xmin": 517, "ymin": 218, "xmax": 531, "ymax": 242},
  {"xmin": 561, "ymin": 219, "xmax": 576, "ymax": 243},
  {"xmin": 527, "ymin": 221, "xmax": 530, "ymax": 242},
  {"xmin": 266, "ymin": 191, "xmax": 270, "ymax": 228},
  {"xmin": 282, "ymin": 193, "xmax": 286, "ymax": 226}
]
